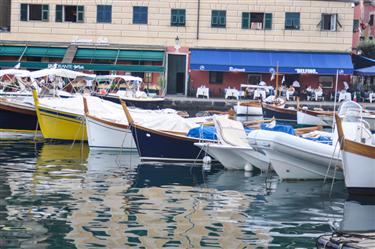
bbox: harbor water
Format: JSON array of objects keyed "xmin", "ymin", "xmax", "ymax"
[{"xmin": 0, "ymin": 140, "xmax": 363, "ymax": 249}]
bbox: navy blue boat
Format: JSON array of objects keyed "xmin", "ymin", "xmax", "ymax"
[
  {"xmin": 93, "ymin": 93, "xmax": 165, "ymax": 110},
  {"xmin": 0, "ymin": 100, "xmax": 39, "ymax": 132},
  {"xmin": 129, "ymin": 124, "xmax": 209, "ymax": 163},
  {"xmin": 262, "ymin": 103, "xmax": 297, "ymax": 124},
  {"xmin": 121, "ymin": 101, "xmax": 214, "ymax": 163}
]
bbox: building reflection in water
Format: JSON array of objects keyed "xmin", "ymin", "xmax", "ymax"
[{"xmin": 0, "ymin": 142, "xmax": 353, "ymax": 248}]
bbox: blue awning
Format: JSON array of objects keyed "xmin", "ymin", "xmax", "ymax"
[
  {"xmin": 190, "ymin": 49, "xmax": 353, "ymax": 75},
  {"xmin": 354, "ymin": 65, "xmax": 375, "ymax": 76}
]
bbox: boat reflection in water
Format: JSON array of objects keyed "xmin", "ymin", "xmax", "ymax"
[
  {"xmin": 339, "ymin": 196, "xmax": 375, "ymax": 233},
  {"xmin": 0, "ymin": 142, "xmax": 348, "ymax": 248},
  {"xmin": 317, "ymin": 196, "xmax": 375, "ymax": 248}
]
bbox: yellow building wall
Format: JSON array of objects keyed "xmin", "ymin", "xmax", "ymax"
[{"xmin": 0, "ymin": 0, "xmax": 354, "ymax": 52}]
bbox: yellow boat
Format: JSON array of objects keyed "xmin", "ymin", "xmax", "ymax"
[{"xmin": 32, "ymin": 90, "xmax": 88, "ymax": 141}]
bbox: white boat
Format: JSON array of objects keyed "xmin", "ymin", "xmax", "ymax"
[
  {"xmin": 95, "ymin": 75, "xmax": 164, "ymax": 109},
  {"xmin": 335, "ymin": 101, "xmax": 375, "ymax": 195},
  {"xmin": 85, "ymin": 98, "xmax": 205, "ymax": 151},
  {"xmin": 297, "ymin": 108, "xmax": 333, "ymax": 126},
  {"xmin": 234, "ymin": 101, "xmax": 263, "ymax": 116},
  {"xmin": 247, "ymin": 127, "xmax": 343, "ymax": 180},
  {"xmin": 195, "ymin": 116, "xmax": 270, "ymax": 171}
]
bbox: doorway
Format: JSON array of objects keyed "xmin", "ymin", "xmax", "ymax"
[
  {"xmin": 176, "ymin": 72, "xmax": 185, "ymax": 94},
  {"xmin": 167, "ymin": 54, "xmax": 187, "ymax": 95}
]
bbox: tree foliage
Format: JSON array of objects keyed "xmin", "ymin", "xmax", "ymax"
[{"xmin": 357, "ymin": 40, "xmax": 375, "ymax": 59}]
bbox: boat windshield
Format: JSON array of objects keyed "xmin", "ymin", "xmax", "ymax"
[{"xmin": 338, "ymin": 101, "xmax": 363, "ymax": 123}]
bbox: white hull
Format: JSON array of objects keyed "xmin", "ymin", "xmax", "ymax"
[
  {"xmin": 342, "ymin": 151, "xmax": 375, "ymax": 191},
  {"xmin": 297, "ymin": 111, "xmax": 330, "ymax": 126},
  {"xmin": 86, "ymin": 116, "xmax": 136, "ymax": 150},
  {"xmin": 248, "ymin": 130, "xmax": 343, "ymax": 180},
  {"xmin": 234, "ymin": 105, "xmax": 262, "ymax": 116},
  {"xmin": 195, "ymin": 143, "xmax": 253, "ymax": 170},
  {"xmin": 231, "ymin": 147, "xmax": 271, "ymax": 172}
]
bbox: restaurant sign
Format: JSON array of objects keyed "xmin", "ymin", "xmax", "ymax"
[
  {"xmin": 294, "ymin": 68, "xmax": 318, "ymax": 74},
  {"xmin": 48, "ymin": 63, "xmax": 85, "ymax": 70},
  {"xmin": 229, "ymin": 66, "xmax": 246, "ymax": 72}
]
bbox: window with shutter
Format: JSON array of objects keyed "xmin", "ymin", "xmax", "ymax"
[
  {"xmin": 20, "ymin": 4, "xmax": 28, "ymax": 21},
  {"xmin": 242, "ymin": 12, "xmax": 250, "ymax": 29},
  {"xmin": 97, "ymin": 5, "xmax": 112, "ymax": 23},
  {"xmin": 77, "ymin": 6, "xmax": 84, "ymax": 22},
  {"xmin": 211, "ymin": 10, "xmax": 226, "ymax": 28},
  {"xmin": 171, "ymin": 9, "xmax": 186, "ymax": 26},
  {"xmin": 133, "ymin": 6, "xmax": 148, "ymax": 24},
  {"xmin": 264, "ymin": 13, "xmax": 272, "ymax": 30},
  {"xmin": 42, "ymin": 5, "xmax": 49, "ymax": 21},
  {"xmin": 285, "ymin": 12, "xmax": 300, "ymax": 30},
  {"xmin": 55, "ymin": 5, "xmax": 62, "ymax": 22}
]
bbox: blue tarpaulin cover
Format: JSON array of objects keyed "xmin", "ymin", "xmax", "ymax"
[
  {"xmin": 187, "ymin": 126, "xmax": 217, "ymax": 140},
  {"xmin": 190, "ymin": 49, "xmax": 353, "ymax": 75},
  {"xmin": 260, "ymin": 123, "xmax": 295, "ymax": 135},
  {"xmin": 300, "ymin": 135, "xmax": 332, "ymax": 145}
]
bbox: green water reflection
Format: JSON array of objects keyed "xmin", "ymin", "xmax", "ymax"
[{"xmin": 0, "ymin": 142, "xmax": 347, "ymax": 248}]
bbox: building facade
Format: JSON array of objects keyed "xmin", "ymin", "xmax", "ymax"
[{"xmin": 0, "ymin": 0, "xmax": 356, "ymax": 97}]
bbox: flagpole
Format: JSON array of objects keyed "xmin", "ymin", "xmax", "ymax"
[
  {"xmin": 275, "ymin": 61, "xmax": 279, "ymax": 97},
  {"xmin": 332, "ymin": 69, "xmax": 339, "ymax": 132}
]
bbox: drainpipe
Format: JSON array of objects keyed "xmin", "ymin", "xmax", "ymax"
[{"xmin": 196, "ymin": 0, "xmax": 200, "ymax": 40}]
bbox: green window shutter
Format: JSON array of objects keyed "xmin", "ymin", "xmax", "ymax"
[
  {"xmin": 56, "ymin": 5, "xmax": 62, "ymax": 22},
  {"xmin": 20, "ymin": 4, "xmax": 28, "ymax": 21},
  {"xmin": 353, "ymin": 19, "xmax": 360, "ymax": 32},
  {"xmin": 220, "ymin": 13, "xmax": 226, "ymax": 26},
  {"xmin": 242, "ymin": 12, "xmax": 250, "ymax": 29},
  {"xmin": 264, "ymin": 13, "xmax": 272, "ymax": 30},
  {"xmin": 42, "ymin": 5, "xmax": 49, "ymax": 21},
  {"xmin": 77, "ymin": 6, "xmax": 84, "ymax": 22},
  {"xmin": 320, "ymin": 14, "xmax": 324, "ymax": 30}
]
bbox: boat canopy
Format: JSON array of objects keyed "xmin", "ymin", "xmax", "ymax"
[
  {"xmin": 0, "ymin": 69, "xmax": 30, "ymax": 77},
  {"xmin": 27, "ymin": 68, "xmax": 96, "ymax": 79},
  {"xmin": 96, "ymin": 75, "xmax": 143, "ymax": 83}
]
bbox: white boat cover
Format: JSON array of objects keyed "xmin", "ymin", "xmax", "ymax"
[
  {"xmin": 38, "ymin": 96, "xmax": 198, "ymax": 133},
  {"xmin": 214, "ymin": 116, "xmax": 249, "ymax": 147},
  {"xmin": 28, "ymin": 68, "xmax": 96, "ymax": 79}
]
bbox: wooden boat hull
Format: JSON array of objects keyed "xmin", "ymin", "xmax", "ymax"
[
  {"xmin": 130, "ymin": 125, "xmax": 208, "ymax": 163},
  {"xmin": 86, "ymin": 115, "xmax": 136, "ymax": 150},
  {"xmin": 262, "ymin": 103, "xmax": 297, "ymax": 123},
  {"xmin": 0, "ymin": 100, "xmax": 39, "ymax": 132},
  {"xmin": 95, "ymin": 94, "xmax": 165, "ymax": 109},
  {"xmin": 36, "ymin": 106, "xmax": 87, "ymax": 141}
]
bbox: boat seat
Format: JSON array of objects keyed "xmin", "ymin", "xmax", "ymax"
[{"xmin": 214, "ymin": 116, "xmax": 249, "ymax": 147}]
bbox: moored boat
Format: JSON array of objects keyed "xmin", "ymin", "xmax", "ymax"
[
  {"xmin": 84, "ymin": 98, "xmax": 136, "ymax": 150},
  {"xmin": 335, "ymin": 102, "xmax": 375, "ymax": 195},
  {"xmin": 262, "ymin": 102, "xmax": 297, "ymax": 124},
  {"xmin": 234, "ymin": 101, "xmax": 262, "ymax": 116},
  {"xmin": 247, "ymin": 126, "xmax": 343, "ymax": 180},
  {"xmin": 121, "ymin": 100, "xmax": 216, "ymax": 163},
  {"xmin": 94, "ymin": 75, "xmax": 165, "ymax": 109},
  {"xmin": 195, "ymin": 116, "xmax": 270, "ymax": 171},
  {"xmin": 0, "ymin": 97, "xmax": 39, "ymax": 135}
]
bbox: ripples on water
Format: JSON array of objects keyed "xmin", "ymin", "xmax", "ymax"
[{"xmin": 0, "ymin": 141, "xmax": 348, "ymax": 248}]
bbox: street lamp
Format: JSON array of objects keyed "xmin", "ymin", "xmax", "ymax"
[{"xmin": 174, "ymin": 36, "xmax": 180, "ymax": 51}]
